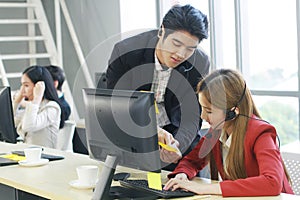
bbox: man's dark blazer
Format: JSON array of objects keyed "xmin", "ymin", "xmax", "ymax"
[{"xmin": 106, "ymin": 30, "xmax": 210, "ymax": 157}]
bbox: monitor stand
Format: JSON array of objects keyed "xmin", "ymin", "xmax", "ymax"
[{"xmin": 92, "ymin": 155, "xmax": 158, "ymax": 200}]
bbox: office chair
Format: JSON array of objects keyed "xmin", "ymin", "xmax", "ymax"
[
  {"xmin": 57, "ymin": 120, "xmax": 76, "ymax": 152},
  {"xmin": 281, "ymin": 151, "xmax": 300, "ymax": 195}
]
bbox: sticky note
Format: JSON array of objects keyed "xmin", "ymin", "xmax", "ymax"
[
  {"xmin": 140, "ymin": 90, "xmax": 159, "ymax": 114},
  {"xmin": 158, "ymin": 142, "xmax": 178, "ymax": 152},
  {"xmin": 147, "ymin": 171, "xmax": 162, "ymax": 190},
  {"xmin": 154, "ymin": 101, "xmax": 159, "ymax": 114},
  {"xmin": 1, "ymin": 154, "xmax": 26, "ymax": 161}
]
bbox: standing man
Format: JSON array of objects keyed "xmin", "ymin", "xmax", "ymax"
[
  {"xmin": 45, "ymin": 65, "xmax": 71, "ymax": 122},
  {"xmin": 106, "ymin": 4, "xmax": 210, "ymax": 170}
]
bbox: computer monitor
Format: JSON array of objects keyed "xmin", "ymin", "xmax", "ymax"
[
  {"xmin": 83, "ymin": 88, "xmax": 161, "ymax": 199},
  {"xmin": 0, "ymin": 86, "xmax": 18, "ymax": 143}
]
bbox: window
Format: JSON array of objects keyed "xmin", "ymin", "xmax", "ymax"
[
  {"xmin": 166, "ymin": 0, "xmax": 210, "ymax": 57},
  {"xmin": 119, "ymin": 0, "xmax": 157, "ymax": 38},
  {"xmin": 245, "ymin": 0, "xmax": 298, "ymax": 91},
  {"xmin": 242, "ymin": 0, "xmax": 299, "ymax": 145},
  {"xmin": 160, "ymin": 0, "xmax": 300, "ymax": 145}
]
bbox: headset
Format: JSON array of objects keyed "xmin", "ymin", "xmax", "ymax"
[
  {"xmin": 225, "ymin": 82, "xmax": 247, "ymax": 121},
  {"xmin": 223, "ymin": 83, "xmax": 281, "ymax": 147}
]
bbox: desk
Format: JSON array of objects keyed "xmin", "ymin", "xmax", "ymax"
[
  {"xmin": 0, "ymin": 143, "xmax": 297, "ymax": 200},
  {"xmin": 0, "ymin": 142, "xmax": 96, "ymax": 200}
]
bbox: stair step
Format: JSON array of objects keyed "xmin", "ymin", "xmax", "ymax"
[
  {"xmin": 0, "ymin": 3, "xmax": 36, "ymax": 8},
  {"xmin": 1, "ymin": 53, "xmax": 51, "ymax": 60},
  {"xmin": 0, "ymin": 36, "xmax": 44, "ymax": 42},
  {"xmin": 0, "ymin": 19, "xmax": 40, "ymax": 24}
]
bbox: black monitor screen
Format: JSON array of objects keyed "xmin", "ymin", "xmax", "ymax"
[
  {"xmin": 83, "ymin": 88, "xmax": 161, "ymax": 172},
  {"xmin": 83, "ymin": 88, "xmax": 162, "ymax": 199},
  {"xmin": 0, "ymin": 86, "xmax": 18, "ymax": 143}
]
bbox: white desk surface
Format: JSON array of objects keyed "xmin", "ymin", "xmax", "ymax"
[{"xmin": 0, "ymin": 142, "xmax": 298, "ymax": 200}]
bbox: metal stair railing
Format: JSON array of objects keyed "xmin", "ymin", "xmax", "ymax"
[
  {"xmin": 0, "ymin": 0, "xmax": 82, "ymax": 120},
  {"xmin": 57, "ymin": 0, "xmax": 94, "ymax": 88},
  {"xmin": 0, "ymin": 0, "xmax": 55, "ymax": 84},
  {"xmin": 0, "ymin": 57, "xmax": 9, "ymax": 86},
  {"xmin": 30, "ymin": 0, "xmax": 59, "ymax": 65}
]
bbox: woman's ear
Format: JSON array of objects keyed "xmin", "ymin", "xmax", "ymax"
[{"xmin": 234, "ymin": 107, "xmax": 240, "ymax": 116}]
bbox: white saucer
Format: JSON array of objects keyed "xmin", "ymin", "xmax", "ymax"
[
  {"xmin": 18, "ymin": 158, "xmax": 49, "ymax": 167},
  {"xmin": 69, "ymin": 180, "xmax": 97, "ymax": 190}
]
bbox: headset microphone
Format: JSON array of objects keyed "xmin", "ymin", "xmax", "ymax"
[{"xmin": 198, "ymin": 119, "xmax": 225, "ymax": 158}]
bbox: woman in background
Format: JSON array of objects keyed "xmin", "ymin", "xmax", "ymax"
[
  {"xmin": 164, "ymin": 69, "xmax": 294, "ymax": 197},
  {"xmin": 13, "ymin": 65, "xmax": 65, "ymax": 148}
]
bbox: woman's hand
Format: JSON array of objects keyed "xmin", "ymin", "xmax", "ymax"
[
  {"xmin": 174, "ymin": 173, "xmax": 188, "ymax": 180},
  {"xmin": 13, "ymin": 88, "xmax": 24, "ymax": 104},
  {"xmin": 163, "ymin": 175, "xmax": 222, "ymax": 195},
  {"xmin": 157, "ymin": 127, "xmax": 182, "ymax": 163},
  {"xmin": 32, "ymin": 81, "xmax": 45, "ymax": 104}
]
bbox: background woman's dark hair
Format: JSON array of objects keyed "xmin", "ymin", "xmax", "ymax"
[
  {"xmin": 23, "ymin": 65, "xmax": 65, "ymax": 128},
  {"xmin": 161, "ymin": 4, "xmax": 208, "ymax": 42}
]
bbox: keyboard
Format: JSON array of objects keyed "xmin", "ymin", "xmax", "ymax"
[{"xmin": 119, "ymin": 179, "xmax": 195, "ymax": 199}]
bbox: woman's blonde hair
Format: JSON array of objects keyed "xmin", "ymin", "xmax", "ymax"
[{"xmin": 197, "ymin": 69, "xmax": 261, "ymax": 179}]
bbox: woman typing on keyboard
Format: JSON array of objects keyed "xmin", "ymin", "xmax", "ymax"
[{"xmin": 164, "ymin": 69, "xmax": 294, "ymax": 197}]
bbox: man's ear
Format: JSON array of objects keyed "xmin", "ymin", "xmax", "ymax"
[
  {"xmin": 158, "ymin": 29, "xmax": 162, "ymax": 36},
  {"xmin": 158, "ymin": 25, "xmax": 165, "ymax": 37}
]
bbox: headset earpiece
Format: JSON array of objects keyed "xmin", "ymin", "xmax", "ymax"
[
  {"xmin": 225, "ymin": 108, "xmax": 237, "ymax": 121},
  {"xmin": 225, "ymin": 82, "xmax": 247, "ymax": 121}
]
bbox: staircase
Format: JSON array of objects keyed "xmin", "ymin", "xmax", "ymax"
[
  {"xmin": 0, "ymin": 0, "xmax": 58, "ymax": 87},
  {"xmin": 0, "ymin": 0, "xmax": 79, "ymax": 120}
]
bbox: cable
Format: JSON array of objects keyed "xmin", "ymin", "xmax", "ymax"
[
  {"xmin": 238, "ymin": 114, "xmax": 281, "ymax": 149},
  {"xmin": 183, "ymin": 65, "xmax": 194, "ymax": 72},
  {"xmin": 199, "ymin": 113, "xmax": 281, "ymax": 158},
  {"xmin": 204, "ymin": 119, "xmax": 225, "ymax": 139},
  {"xmin": 238, "ymin": 113, "xmax": 269, "ymax": 124}
]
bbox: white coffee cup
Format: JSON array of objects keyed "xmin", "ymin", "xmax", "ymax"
[
  {"xmin": 24, "ymin": 147, "xmax": 42, "ymax": 163},
  {"xmin": 76, "ymin": 165, "xmax": 99, "ymax": 186}
]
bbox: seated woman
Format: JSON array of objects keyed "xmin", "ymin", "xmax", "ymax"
[
  {"xmin": 13, "ymin": 65, "xmax": 65, "ymax": 148},
  {"xmin": 164, "ymin": 69, "xmax": 294, "ymax": 197}
]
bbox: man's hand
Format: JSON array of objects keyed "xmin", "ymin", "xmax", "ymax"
[{"xmin": 157, "ymin": 127, "xmax": 182, "ymax": 163}]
